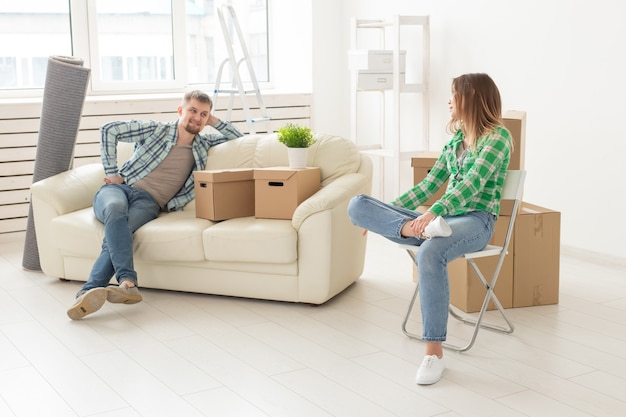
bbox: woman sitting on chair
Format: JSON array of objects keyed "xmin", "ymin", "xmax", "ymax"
[{"xmin": 347, "ymin": 73, "xmax": 512, "ymax": 385}]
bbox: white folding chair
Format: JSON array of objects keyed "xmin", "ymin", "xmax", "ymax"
[{"xmin": 399, "ymin": 170, "xmax": 526, "ymax": 352}]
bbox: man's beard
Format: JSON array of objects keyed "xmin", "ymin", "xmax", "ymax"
[{"xmin": 184, "ymin": 123, "xmax": 202, "ymax": 135}]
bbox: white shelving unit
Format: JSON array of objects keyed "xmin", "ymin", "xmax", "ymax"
[{"xmin": 349, "ymin": 15, "xmax": 430, "ymax": 199}]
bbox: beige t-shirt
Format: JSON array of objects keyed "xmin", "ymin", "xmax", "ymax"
[{"xmin": 132, "ymin": 144, "xmax": 194, "ymax": 209}]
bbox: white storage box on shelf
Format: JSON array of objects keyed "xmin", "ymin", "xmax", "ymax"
[
  {"xmin": 348, "ymin": 49, "xmax": 406, "ymax": 72},
  {"xmin": 348, "ymin": 49, "xmax": 406, "ymax": 91},
  {"xmin": 356, "ymin": 73, "xmax": 406, "ymax": 91}
]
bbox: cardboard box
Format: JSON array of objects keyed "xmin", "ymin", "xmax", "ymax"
[
  {"xmin": 410, "ymin": 110, "xmax": 526, "ymax": 209},
  {"xmin": 502, "ymin": 110, "xmax": 526, "ymax": 171},
  {"xmin": 348, "ymin": 49, "xmax": 407, "ymax": 72},
  {"xmin": 194, "ymin": 169, "xmax": 255, "ymax": 221},
  {"xmin": 451, "ymin": 203, "xmax": 560, "ymax": 312},
  {"xmin": 411, "ymin": 152, "xmax": 446, "ymax": 206},
  {"xmin": 512, "ymin": 203, "xmax": 560, "ymax": 308},
  {"xmin": 413, "ymin": 202, "xmax": 561, "ymax": 312},
  {"xmin": 254, "ymin": 167, "xmax": 321, "ymax": 219}
]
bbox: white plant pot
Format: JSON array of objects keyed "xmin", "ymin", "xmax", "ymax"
[{"xmin": 287, "ymin": 147, "xmax": 308, "ymax": 169}]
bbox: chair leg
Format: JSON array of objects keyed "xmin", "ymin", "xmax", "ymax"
[
  {"xmin": 464, "ymin": 258, "xmax": 515, "ymax": 334},
  {"xmin": 401, "ymin": 249, "xmax": 515, "ymax": 352},
  {"xmin": 401, "ymin": 249, "xmax": 422, "ymax": 340},
  {"xmin": 443, "ymin": 289, "xmax": 514, "ymax": 352},
  {"xmin": 401, "ymin": 278, "xmax": 422, "ymax": 340},
  {"xmin": 444, "ymin": 259, "xmax": 515, "ymax": 352}
]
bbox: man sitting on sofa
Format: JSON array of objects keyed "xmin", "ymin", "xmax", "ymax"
[{"xmin": 67, "ymin": 90, "xmax": 243, "ymax": 320}]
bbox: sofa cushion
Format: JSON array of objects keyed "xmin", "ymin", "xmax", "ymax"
[
  {"xmin": 51, "ymin": 208, "xmax": 211, "ymax": 262},
  {"xmin": 51, "ymin": 208, "xmax": 105, "ymax": 256},
  {"xmin": 133, "ymin": 210, "xmax": 213, "ymax": 261},
  {"xmin": 203, "ymin": 134, "xmax": 275, "ymax": 169},
  {"xmin": 203, "ymin": 216, "xmax": 297, "ymax": 264},
  {"xmin": 306, "ymin": 134, "xmax": 362, "ymax": 186}
]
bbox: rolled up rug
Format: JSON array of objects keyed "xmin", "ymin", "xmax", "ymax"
[{"xmin": 22, "ymin": 55, "xmax": 91, "ymax": 271}]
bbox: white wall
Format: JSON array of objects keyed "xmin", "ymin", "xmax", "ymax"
[
  {"xmin": 300, "ymin": 0, "xmax": 625, "ymax": 259},
  {"xmin": 268, "ymin": 0, "xmax": 312, "ymax": 92}
]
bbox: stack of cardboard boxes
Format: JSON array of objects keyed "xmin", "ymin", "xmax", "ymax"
[
  {"xmin": 194, "ymin": 167, "xmax": 320, "ymax": 221},
  {"xmin": 411, "ymin": 111, "xmax": 560, "ymax": 312}
]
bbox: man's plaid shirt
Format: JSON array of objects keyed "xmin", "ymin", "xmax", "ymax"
[{"xmin": 100, "ymin": 119, "xmax": 243, "ymax": 212}]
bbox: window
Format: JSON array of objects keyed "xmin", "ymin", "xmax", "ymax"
[
  {"xmin": 0, "ymin": 0, "xmax": 268, "ymax": 95},
  {"xmin": 0, "ymin": 0, "xmax": 72, "ymax": 90}
]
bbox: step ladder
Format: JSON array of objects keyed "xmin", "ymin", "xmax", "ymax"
[{"xmin": 213, "ymin": 4, "xmax": 270, "ymax": 134}]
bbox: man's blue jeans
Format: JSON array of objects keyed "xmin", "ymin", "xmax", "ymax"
[
  {"xmin": 79, "ymin": 184, "xmax": 160, "ymax": 295},
  {"xmin": 347, "ymin": 194, "xmax": 495, "ymax": 342}
]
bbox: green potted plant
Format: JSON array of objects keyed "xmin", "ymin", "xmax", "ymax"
[{"xmin": 276, "ymin": 123, "xmax": 316, "ymax": 168}]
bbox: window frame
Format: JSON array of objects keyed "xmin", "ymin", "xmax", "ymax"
[
  {"xmin": 1, "ymin": 0, "xmax": 270, "ymax": 98},
  {"xmin": 81, "ymin": 0, "xmax": 186, "ymax": 94}
]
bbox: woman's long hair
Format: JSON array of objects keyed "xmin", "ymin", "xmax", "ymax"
[{"xmin": 446, "ymin": 73, "xmax": 507, "ymax": 151}]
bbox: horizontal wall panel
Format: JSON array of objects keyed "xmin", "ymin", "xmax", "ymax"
[
  {"xmin": 73, "ymin": 142, "xmax": 100, "ymax": 158},
  {"xmin": 0, "ymin": 175, "xmax": 33, "ymax": 191},
  {"xmin": 0, "ymin": 217, "xmax": 27, "ymax": 234},
  {"xmin": 78, "ymin": 113, "xmax": 177, "ymax": 130},
  {"xmin": 0, "ymin": 99, "xmax": 41, "ymax": 119},
  {"xmin": 0, "ymin": 161, "xmax": 35, "ymax": 176},
  {"xmin": 0, "ymin": 132, "xmax": 38, "ymax": 147},
  {"xmin": 0, "ymin": 119, "xmax": 40, "ymax": 134},
  {"xmin": 83, "ymin": 95, "xmax": 186, "ymax": 116},
  {"xmin": 73, "ymin": 157, "xmax": 102, "ymax": 168},
  {"xmin": 0, "ymin": 189, "xmax": 30, "ymax": 205},
  {"xmin": 0, "ymin": 146, "xmax": 36, "ymax": 163},
  {"xmin": 0, "ymin": 202, "xmax": 29, "ymax": 219},
  {"xmin": 76, "ymin": 130, "xmax": 101, "ymax": 144}
]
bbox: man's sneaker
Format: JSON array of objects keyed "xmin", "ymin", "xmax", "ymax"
[
  {"xmin": 415, "ymin": 355, "xmax": 445, "ymax": 385},
  {"xmin": 67, "ymin": 287, "xmax": 107, "ymax": 320},
  {"xmin": 423, "ymin": 216, "xmax": 452, "ymax": 239},
  {"xmin": 106, "ymin": 282, "xmax": 142, "ymax": 304}
]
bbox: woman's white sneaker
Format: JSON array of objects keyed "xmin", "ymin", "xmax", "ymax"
[
  {"xmin": 422, "ymin": 216, "xmax": 452, "ymax": 239},
  {"xmin": 415, "ymin": 355, "xmax": 445, "ymax": 385}
]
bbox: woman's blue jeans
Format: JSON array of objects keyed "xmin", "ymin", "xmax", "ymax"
[
  {"xmin": 347, "ymin": 194, "xmax": 495, "ymax": 342},
  {"xmin": 79, "ymin": 184, "xmax": 160, "ymax": 295}
]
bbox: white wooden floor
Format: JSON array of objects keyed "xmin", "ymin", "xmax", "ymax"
[{"xmin": 0, "ymin": 231, "xmax": 625, "ymax": 417}]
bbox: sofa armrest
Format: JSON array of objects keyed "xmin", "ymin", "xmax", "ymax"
[
  {"xmin": 292, "ymin": 172, "xmax": 369, "ymax": 229},
  {"xmin": 29, "ymin": 163, "xmax": 104, "ymax": 278},
  {"xmin": 30, "ymin": 163, "xmax": 104, "ymax": 216},
  {"xmin": 293, "ymin": 171, "xmax": 371, "ymax": 304}
]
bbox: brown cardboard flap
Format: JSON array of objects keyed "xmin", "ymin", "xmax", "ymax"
[
  {"xmin": 253, "ymin": 167, "xmax": 302, "ymax": 181},
  {"xmin": 195, "ymin": 169, "xmax": 254, "ymax": 183}
]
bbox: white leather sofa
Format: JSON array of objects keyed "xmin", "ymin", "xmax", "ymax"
[{"xmin": 30, "ymin": 133, "xmax": 372, "ymax": 304}]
